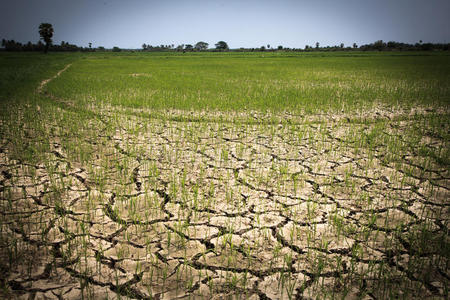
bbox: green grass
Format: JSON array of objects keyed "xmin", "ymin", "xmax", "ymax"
[
  {"xmin": 0, "ymin": 52, "xmax": 79, "ymax": 101},
  {"xmin": 45, "ymin": 51, "xmax": 450, "ymax": 113}
]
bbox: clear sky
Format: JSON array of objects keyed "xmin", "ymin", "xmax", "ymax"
[{"xmin": 1, "ymin": 0, "xmax": 449, "ymax": 49}]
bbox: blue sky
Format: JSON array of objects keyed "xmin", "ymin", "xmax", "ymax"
[{"xmin": 1, "ymin": 0, "xmax": 449, "ymax": 49}]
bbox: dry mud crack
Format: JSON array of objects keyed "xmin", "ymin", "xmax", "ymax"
[{"xmin": 0, "ymin": 77, "xmax": 449, "ymax": 298}]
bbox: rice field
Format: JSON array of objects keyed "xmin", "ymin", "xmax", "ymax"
[{"xmin": 0, "ymin": 51, "xmax": 449, "ymax": 299}]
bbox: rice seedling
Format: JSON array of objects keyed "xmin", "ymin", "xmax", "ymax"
[{"xmin": 0, "ymin": 51, "xmax": 448, "ymax": 299}]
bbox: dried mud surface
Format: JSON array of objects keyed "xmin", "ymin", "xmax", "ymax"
[{"xmin": 0, "ymin": 68, "xmax": 449, "ymax": 299}]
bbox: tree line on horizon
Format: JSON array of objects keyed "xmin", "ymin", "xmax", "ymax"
[
  {"xmin": 3, "ymin": 38, "xmax": 450, "ymax": 53},
  {"xmin": 1, "ymin": 23, "xmax": 449, "ymax": 53},
  {"xmin": 141, "ymin": 40, "xmax": 450, "ymax": 52}
]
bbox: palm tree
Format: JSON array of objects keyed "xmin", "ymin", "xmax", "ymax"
[{"xmin": 38, "ymin": 23, "xmax": 54, "ymax": 53}]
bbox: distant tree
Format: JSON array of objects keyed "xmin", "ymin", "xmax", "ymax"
[
  {"xmin": 260, "ymin": 46, "xmax": 266, "ymax": 51},
  {"xmin": 277, "ymin": 45, "xmax": 283, "ymax": 50},
  {"xmin": 340, "ymin": 43, "xmax": 344, "ymax": 49},
  {"xmin": 3, "ymin": 39, "xmax": 22, "ymax": 51},
  {"xmin": 215, "ymin": 41, "xmax": 229, "ymax": 51},
  {"xmin": 36, "ymin": 40, "xmax": 44, "ymax": 51},
  {"xmin": 112, "ymin": 46, "xmax": 121, "ymax": 52},
  {"xmin": 1, "ymin": 39, "xmax": 6, "ymax": 48},
  {"xmin": 373, "ymin": 40, "xmax": 386, "ymax": 51},
  {"xmin": 195, "ymin": 41, "xmax": 209, "ymax": 51},
  {"xmin": 88, "ymin": 42, "xmax": 92, "ymax": 49},
  {"xmin": 315, "ymin": 42, "xmax": 320, "ymax": 49},
  {"xmin": 267, "ymin": 44, "xmax": 270, "ymax": 49},
  {"xmin": 97, "ymin": 46, "xmax": 105, "ymax": 51},
  {"xmin": 387, "ymin": 41, "xmax": 397, "ymax": 49},
  {"xmin": 24, "ymin": 41, "xmax": 33, "ymax": 51},
  {"xmin": 421, "ymin": 43, "xmax": 433, "ymax": 51},
  {"xmin": 38, "ymin": 23, "xmax": 54, "ymax": 53},
  {"xmin": 353, "ymin": 43, "xmax": 358, "ymax": 49},
  {"xmin": 184, "ymin": 44, "xmax": 193, "ymax": 51},
  {"xmin": 142, "ymin": 43, "xmax": 147, "ymax": 50}
]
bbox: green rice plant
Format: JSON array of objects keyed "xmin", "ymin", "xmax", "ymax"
[{"xmin": 0, "ymin": 51, "xmax": 448, "ymax": 299}]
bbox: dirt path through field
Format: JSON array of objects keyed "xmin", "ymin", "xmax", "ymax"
[{"xmin": 37, "ymin": 63, "xmax": 72, "ymax": 94}]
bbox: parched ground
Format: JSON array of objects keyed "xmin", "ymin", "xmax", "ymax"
[{"xmin": 0, "ymin": 67, "xmax": 449, "ymax": 299}]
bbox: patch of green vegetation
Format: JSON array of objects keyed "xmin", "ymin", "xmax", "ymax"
[
  {"xmin": 0, "ymin": 52, "xmax": 79, "ymax": 101},
  {"xmin": 44, "ymin": 51, "xmax": 450, "ymax": 113}
]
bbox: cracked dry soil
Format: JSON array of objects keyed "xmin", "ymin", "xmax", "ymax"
[{"xmin": 0, "ymin": 97, "xmax": 449, "ymax": 298}]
